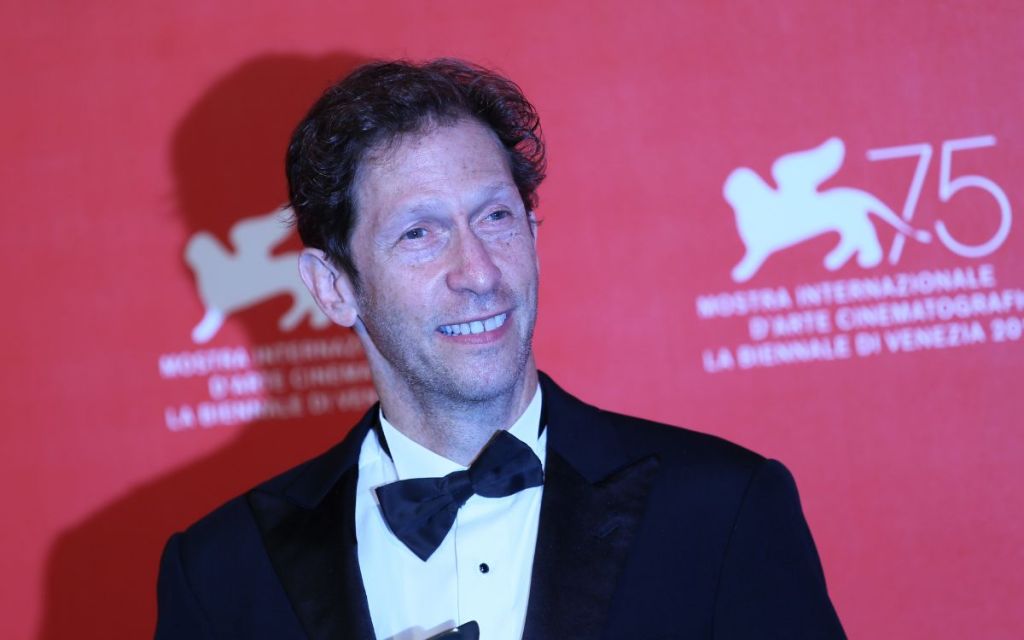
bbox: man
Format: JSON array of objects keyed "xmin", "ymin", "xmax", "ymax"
[{"xmin": 156, "ymin": 59, "xmax": 845, "ymax": 639}]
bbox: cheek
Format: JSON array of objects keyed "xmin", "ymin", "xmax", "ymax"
[
  {"xmin": 489, "ymin": 230, "xmax": 536, "ymax": 258},
  {"xmin": 502, "ymin": 239, "xmax": 540, "ymax": 279},
  {"xmin": 376, "ymin": 267, "xmax": 442, "ymax": 314}
]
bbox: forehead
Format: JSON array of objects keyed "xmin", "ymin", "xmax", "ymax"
[{"xmin": 352, "ymin": 118, "xmax": 517, "ymax": 225}]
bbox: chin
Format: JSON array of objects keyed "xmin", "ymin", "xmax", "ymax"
[
  {"xmin": 448, "ymin": 367, "xmax": 522, "ymax": 402},
  {"xmin": 437, "ymin": 351, "xmax": 533, "ymax": 403}
]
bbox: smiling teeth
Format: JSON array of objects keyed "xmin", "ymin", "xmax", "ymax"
[{"xmin": 440, "ymin": 313, "xmax": 507, "ymax": 336}]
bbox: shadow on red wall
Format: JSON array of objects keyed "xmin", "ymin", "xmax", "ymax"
[{"xmin": 38, "ymin": 52, "xmax": 368, "ymax": 639}]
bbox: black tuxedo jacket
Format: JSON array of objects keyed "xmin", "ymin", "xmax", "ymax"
[{"xmin": 156, "ymin": 373, "xmax": 845, "ymax": 639}]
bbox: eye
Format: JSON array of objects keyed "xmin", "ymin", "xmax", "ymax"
[
  {"xmin": 485, "ymin": 209, "xmax": 512, "ymax": 222},
  {"xmin": 402, "ymin": 227, "xmax": 427, "ymax": 241}
]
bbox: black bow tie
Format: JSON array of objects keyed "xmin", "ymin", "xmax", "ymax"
[{"xmin": 375, "ymin": 430, "xmax": 545, "ymax": 561}]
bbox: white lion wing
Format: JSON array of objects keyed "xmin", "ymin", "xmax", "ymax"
[{"xmin": 771, "ymin": 137, "xmax": 845, "ymax": 193}]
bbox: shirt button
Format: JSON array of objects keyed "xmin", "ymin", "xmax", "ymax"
[{"xmin": 479, "ymin": 563, "xmax": 490, "ymax": 574}]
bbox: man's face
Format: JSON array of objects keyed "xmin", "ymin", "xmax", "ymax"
[{"xmin": 347, "ymin": 117, "xmax": 539, "ymax": 404}]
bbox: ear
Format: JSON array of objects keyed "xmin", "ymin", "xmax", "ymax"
[{"xmin": 298, "ymin": 248, "xmax": 360, "ymax": 327}]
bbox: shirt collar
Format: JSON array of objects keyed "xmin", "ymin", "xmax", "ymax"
[{"xmin": 377, "ymin": 384, "xmax": 545, "ymax": 481}]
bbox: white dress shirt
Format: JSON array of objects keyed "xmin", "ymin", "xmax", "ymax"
[{"xmin": 355, "ymin": 386, "xmax": 546, "ymax": 640}]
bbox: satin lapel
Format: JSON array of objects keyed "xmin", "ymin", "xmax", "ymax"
[
  {"xmin": 248, "ymin": 412, "xmax": 377, "ymax": 640},
  {"xmin": 523, "ymin": 374, "xmax": 660, "ymax": 639},
  {"xmin": 523, "ymin": 450, "xmax": 659, "ymax": 639},
  {"xmin": 249, "ymin": 467, "xmax": 373, "ymax": 640}
]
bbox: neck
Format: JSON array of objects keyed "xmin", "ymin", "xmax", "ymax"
[{"xmin": 371, "ymin": 363, "xmax": 538, "ymax": 466}]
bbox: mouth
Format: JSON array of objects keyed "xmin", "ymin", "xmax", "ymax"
[{"xmin": 437, "ymin": 312, "xmax": 509, "ymax": 337}]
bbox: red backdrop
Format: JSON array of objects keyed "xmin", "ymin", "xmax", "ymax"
[{"xmin": 3, "ymin": 2, "xmax": 1021, "ymax": 638}]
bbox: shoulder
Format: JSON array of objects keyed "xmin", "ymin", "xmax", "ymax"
[
  {"xmin": 543, "ymin": 370, "xmax": 766, "ymax": 480},
  {"xmin": 596, "ymin": 407, "xmax": 765, "ymax": 473},
  {"xmin": 540, "ymin": 371, "xmax": 779, "ymax": 519},
  {"xmin": 169, "ymin": 414, "xmax": 369, "ymax": 559},
  {"xmin": 595, "ymin": 407, "xmax": 780, "ymax": 513}
]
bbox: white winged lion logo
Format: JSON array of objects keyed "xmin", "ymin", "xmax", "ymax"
[
  {"xmin": 185, "ymin": 208, "xmax": 330, "ymax": 343},
  {"xmin": 724, "ymin": 137, "xmax": 931, "ymax": 283}
]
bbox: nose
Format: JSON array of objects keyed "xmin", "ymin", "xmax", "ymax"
[{"xmin": 445, "ymin": 228, "xmax": 501, "ymax": 295}]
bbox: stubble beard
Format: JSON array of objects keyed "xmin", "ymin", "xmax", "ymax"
[{"xmin": 357, "ymin": 285, "xmax": 538, "ymax": 410}]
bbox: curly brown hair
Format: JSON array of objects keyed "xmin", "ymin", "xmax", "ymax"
[{"xmin": 286, "ymin": 58, "xmax": 546, "ymax": 285}]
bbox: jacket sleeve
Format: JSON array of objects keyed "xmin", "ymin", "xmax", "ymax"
[
  {"xmin": 713, "ymin": 459, "xmax": 846, "ymax": 639},
  {"xmin": 155, "ymin": 532, "xmax": 216, "ymax": 640}
]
